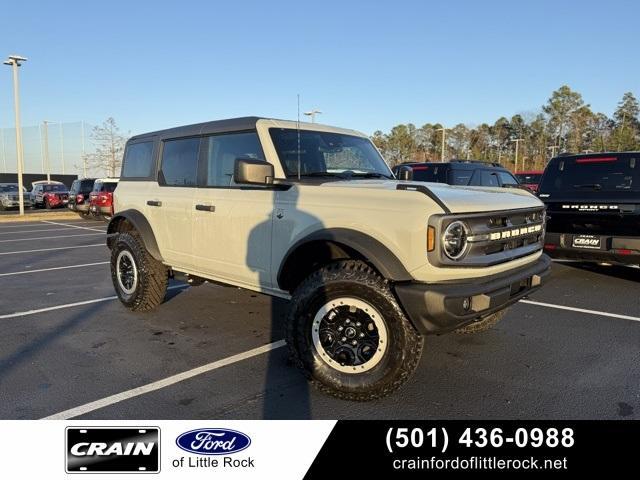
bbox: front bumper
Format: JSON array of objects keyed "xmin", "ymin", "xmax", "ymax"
[
  {"xmin": 394, "ymin": 254, "xmax": 551, "ymax": 334},
  {"xmin": 1, "ymin": 199, "xmax": 33, "ymax": 208},
  {"xmin": 544, "ymin": 232, "xmax": 640, "ymax": 264}
]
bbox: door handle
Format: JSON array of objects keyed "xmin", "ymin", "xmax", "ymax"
[
  {"xmin": 195, "ymin": 204, "xmax": 215, "ymax": 212},
  {"xmin": 147, "ymin": 200, "xmax": 162, "ymax": 207}
]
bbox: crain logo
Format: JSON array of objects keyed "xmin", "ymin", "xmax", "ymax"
[
  {"xmin": 574, "ymin": 237, "xmax": 600, "ymax": 247},
  {"xmin": 66, "ymin": 427, "xmax": 160, "ymax": 473},
  {"xmin": 176, "ymin": 428, "xmax": 251, "ymax": 455}
]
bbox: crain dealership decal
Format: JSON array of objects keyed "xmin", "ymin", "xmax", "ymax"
[
  {"xmin": 172, "ymin": 428, "xmax": 255, "ymax": 470},
  {"xmin": 65, "ymin": 427, "xmax": 160, "ymax": 473}
]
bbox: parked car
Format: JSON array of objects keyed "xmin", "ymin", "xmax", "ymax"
[
  {"xmin": 539, "ymin": 152, "xmax": 640, "ymax": 265},
  {"xmin": 515, "ymin": 170, "xmax": 544, "ymax": 193},
  {"xmin": 67, "ymin": 178, "xmax": 96, "ymax": 217},
  {"xmin": 393, "ymin": 160, "xmax": 521, "ymax": 188},
  {"xmin": 107, "ymin": 116, "xmax": 549, "ymax": 401},
  {"xmin": 0, "ymin": 183, "xmax": 33, "ymax": 210},
  {"xmin": 89, "ymin": 178, "xmax": 118, "ymax": 221},
  {"xmin": 31, "ymin": 180, "xmax": 70, "ymax": 209}
]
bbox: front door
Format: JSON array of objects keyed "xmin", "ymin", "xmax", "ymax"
[{"xmin": 191, "ymin": 131, "xmax": 274, "ymax": 291}]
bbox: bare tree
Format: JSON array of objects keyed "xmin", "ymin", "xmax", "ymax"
[{"xmin": 87, "ymin": 117, "xmax": 128, "ymax": 177}]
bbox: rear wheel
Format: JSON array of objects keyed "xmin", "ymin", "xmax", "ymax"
[
  {"xmin": 110, "ymin": 232, "xmax": 168, "ymax": 311},
  {"xmin": 286, "ymin": 260, "xmax": 423, "ymax": 401},
  {"xmin": 44, "ymin": 198, "xmax": 51, "ymax": 209},
  {"xmin": 455, "ymin": 309, "xmax": 507, "ymax": 334}
]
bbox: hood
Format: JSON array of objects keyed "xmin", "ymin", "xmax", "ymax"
[{"xmin": 319, "ymin": 179, "xmax": 543, "ymax": 213}]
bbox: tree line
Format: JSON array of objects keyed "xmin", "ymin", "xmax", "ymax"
[{"xmin": 371, "ymin": 86, "xmax": 640, "ymax": 171}]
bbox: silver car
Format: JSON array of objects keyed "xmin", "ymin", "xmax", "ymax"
[{"xmin": 0, "ymin": 183, "xmax": 34, "ymax": 210}]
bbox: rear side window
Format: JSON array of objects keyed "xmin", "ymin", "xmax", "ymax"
[
  {"xmin": 122, "ymin": 142, "xmax": 155, "ymax": 179},
  {"xmin": 480, "ymin": 170, "xmax": 500, "ymax": 187},
  {"xmin": 160, "ymin": 138, "xmax": 200, "ymax": 187},
  {"xmin": 497, "ymin": 171, "xmax": 518, "ymax": 186},
  {"xmin": 95, "ymin": 182, "xmax": 117, "ymax": 193},
  {"xmin": 449, "ymin": 169, "xmax": 473, "ymax": 185},
  {"xmin": 202, "ymin": 132, "xmax": 264, "ymax": 187}
]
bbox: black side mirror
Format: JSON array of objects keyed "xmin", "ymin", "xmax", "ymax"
[
  {"xmin": 234, "ymin": 158, "xmax": 275, "ymax": 185},
  {"xmin": 397, "ymin": 166, "xmax": 413, "ymax": 181}
]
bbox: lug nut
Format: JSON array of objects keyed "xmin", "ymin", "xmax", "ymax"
[
  {"xmin": 352, "ymin": 340, "xmax": 357, "ymax": 346},
  {"xmin": 359, "ymin": 333, "xmax": 365, "ymax": 338},
  {"xmin": 345, "ymin": 319, "xmax": 351, "ymax": 324},
  {"xmin": 341, "ymin": 337, "xmax": 347, "ymax": 342},
  {"xmin": 355, "ymin": 321, "xmax": 361, "ymax": 327},
  {"xmin": 337, "ymin": 326, "xmax": 344, "ymax": 332}
]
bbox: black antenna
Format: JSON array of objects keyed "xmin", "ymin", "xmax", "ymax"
[{"xmin": 297, "ymin": 94, "xmax": 301, "ymax": 180}]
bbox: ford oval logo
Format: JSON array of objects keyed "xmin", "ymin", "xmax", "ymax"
[{"xmin": 176, "ymin": 429, "xmax": 251, "ymax": 455}]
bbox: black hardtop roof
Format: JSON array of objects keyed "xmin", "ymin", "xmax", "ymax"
[{"xmin": 128, "ymin": 116, "xmax": 269, "ymax": 142}]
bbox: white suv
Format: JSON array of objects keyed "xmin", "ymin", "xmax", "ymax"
[{"xmin": 107, "ymin": 117, "xmax": 550, "ymax": 400}]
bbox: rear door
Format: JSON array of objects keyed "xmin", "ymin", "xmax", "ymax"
[{"xmin": 155, "ymin": 137, "xmax": 200, "ymax": 270}]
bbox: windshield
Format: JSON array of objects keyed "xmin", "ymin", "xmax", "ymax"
[
  {"xmin": 269, "ymin": 128, "xmax": 392, "ymax": 179},
  {"xmin": 515, "ymin": 173, "xmax": 542, "ymax": 184},
  {"xmin": 43, "ymin": 184, "xmax": 67, "ymax": 192},
  {"xmin": 539, "ymin": 154, "xmax": 640, "ymax": 193},
  {"xmin": 0, "ymin": 184, "xmax": 23, "ymax": 193}
]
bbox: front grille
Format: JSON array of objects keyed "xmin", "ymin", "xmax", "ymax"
[{"xmin": 428, "ymin": 207, "xmax": 545, "ymax": 267}]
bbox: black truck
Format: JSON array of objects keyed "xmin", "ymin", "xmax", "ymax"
[{"xmin": 539, "ymin": 152, "xmax": 640, "ymax": 265}]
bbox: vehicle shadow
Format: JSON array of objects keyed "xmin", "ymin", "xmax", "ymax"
[
  {"xmin": 247, "ymin": 183, "xmax": 317, "ymax": 419},
  {"xmin": 560, "ymin": 261, "xmax": 640, "ymax": 283}
]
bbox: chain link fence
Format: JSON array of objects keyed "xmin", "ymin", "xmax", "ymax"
[{"xmin": 0, "ymin": 121, "xmax": 102, "ymax": 178}]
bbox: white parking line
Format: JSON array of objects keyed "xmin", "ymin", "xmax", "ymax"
[
  {"xmin": 0, "ymin": 284, "xmax": 187, "ymax": 319},
  {"xmin": 520, "ymin": 299, "xmax": 640, "ymax": 323},
  {"xmin": 42, "ymin": 339, "xmax": 287, "ymax": 420},
  {"xmin": 41, "ymin": 220, "xmax": 107, "ymax": 233},
  {"xmin": 0, "ymin": 226, "xmax": 106, "ymax": 235},
  {"xmin": 0, "ymin": 261, "xmax": 109, "ymax": 277},
  {"xmin": 0, "ymin": 233, "xmax": 104, "ymax": 243},
  {"xmin": 0, "ymin": 243, "xmax": 104, "ymax": 255},
  {"xmin": 0, "ymin": 220, "xmax": 105, "ymax": 230}
]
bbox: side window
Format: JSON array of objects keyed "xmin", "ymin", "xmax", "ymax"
[
  {"xmin": 497, "ymin": 171, "xmax": 518, "ymax": 186},
  {"xmin": 480, "ymin": 170, "xmax": 500, "ymax": 187},
  {"xmin": 70, "ymin": 181, "xmax": 79, "ymax": 194},
  {"xmin": 449, "ymin": 169, "xmax": 473, "ymax": 185},
  {"xmin": 160, "ymin": 137, "xmax": 200, "ymax": 187},
  {"xmin": 202, "ymin": 132, "xmax": 264, "ymax": 187},
  {"xmin": 122, "ymin": 141, "xmax": 155, "ymax": 179}
]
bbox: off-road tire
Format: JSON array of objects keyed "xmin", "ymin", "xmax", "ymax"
[
  {"xmin": 110, "ymin": 232, "xmax": 168, "ymax": 311},
  {"xmin": 286, "ymin": 260, "xmax": 423, "ymax": 401},
  {"xmin": 454, "ymin": 309, "xmax": 507, "ymax": 334}
]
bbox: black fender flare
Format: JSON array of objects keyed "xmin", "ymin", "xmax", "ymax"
[
  {"xmin": 106, "ymin": 209, "xmax": 163, "ymax": 261},
  {"xmin": 277, "ymin": 228, "xmax": 413, "ymax": 289}
]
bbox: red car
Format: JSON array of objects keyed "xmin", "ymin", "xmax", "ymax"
[
  {"xmin": 31, "ymin": 181, "xmax": 70, "ymax": 209},
  {"xmin": 515, "ymin": 170, "xmax": 544, "ymax": 193},
  {"xmin": 89, "ymin": 178, "xmax": 118, "ymax": 221}
]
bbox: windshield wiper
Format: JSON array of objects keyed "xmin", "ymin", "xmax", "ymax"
[
  {"xmin": 573, "ymin": 183, "xmax": 602, "ymax": 190},
  {"xmin": 299, "ymin": 172, "xmax": 345, "ymax": 177},
  {"xmin": 350, "ymin": 172, "xmax": 393, "ymax": 179}
]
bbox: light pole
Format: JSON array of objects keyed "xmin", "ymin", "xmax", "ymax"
[
  {"xmin": 43, "ymin": 120, "xmax": 52, "ymax": 181},
  {"xmin": 510, "ymin": 138, "xmax": 523, "ymax": 172},
  {"xmin": 547, "ymin": 145, "xmax": 559, "ymax": 161},
  {"xmin": 435, "ymin": 128, "xmax": 447, "ymax": 162},
  {"xmin": 4, "ymin": 55, "xmax": 27, "ymax": 216},
  {"xmin": 304, "ymin": 109, "xmax": 322, "ymax": 123}
]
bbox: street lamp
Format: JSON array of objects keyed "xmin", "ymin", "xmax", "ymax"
[
  {"xmin": 304, "ymin": 109, "xmax": 322, "ymax": 123},
  {"xmin": 3, "ymin": 54, "xmax": 27, "ymax": 216},
  {"xmin": 510, "ymin": 138, "xmax": 523, "ymax": 172},
  {"xmin": 435, "ymin": 128, "xmax": 447, "ymax": 162}
]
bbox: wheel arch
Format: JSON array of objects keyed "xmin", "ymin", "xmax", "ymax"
[
  {"xmin": 107, "ymin": 209, "xmax": 163, "ymax": 261},
  {"xmin": 277, "ymin": 228, "xmax": 412, "ymax": 292}
]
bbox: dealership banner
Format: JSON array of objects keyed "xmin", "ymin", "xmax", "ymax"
[{"xmin": 0, "ymin": 420, "xmax": 636, "ymax": 477}]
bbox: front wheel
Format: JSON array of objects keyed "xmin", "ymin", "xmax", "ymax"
[
  {"xmin": 454, "ymin": 309, "xmax": 507, "ymax": 334},
  {"xmin": 110, "ymin": 232, "xmax": 168, "ymax": 311},
  {"xmin": 286, "ymin": 260, "xmax": 423, "ymax": 401}
]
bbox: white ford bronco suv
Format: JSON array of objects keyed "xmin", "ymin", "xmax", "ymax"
[{"xmin": 107, "ymin": 117, "xmax": 550, "ymax": 400}]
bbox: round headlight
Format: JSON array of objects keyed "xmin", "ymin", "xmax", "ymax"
[{"xmin": 442, "ymin": 221, "xmax": 468, "ymax": 260}]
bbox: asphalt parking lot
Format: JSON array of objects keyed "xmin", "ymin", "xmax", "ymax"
[{"xmin": 0, "ymin": 217, "xmax": 638, "ymax": 420}]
